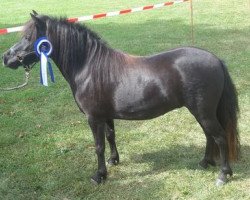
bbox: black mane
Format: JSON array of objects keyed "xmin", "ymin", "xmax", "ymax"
[{"xmin": 46, "ymin": 16, "xmax": 109, "ymax": 71}]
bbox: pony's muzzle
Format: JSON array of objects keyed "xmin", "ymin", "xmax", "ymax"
[
  {"xmin": 2, "ymin": 50, "xmax": 21, "ymax": 69},
  {"xmin": 2, "ymin": 52, "xmax": 9, "ymax": 66}
]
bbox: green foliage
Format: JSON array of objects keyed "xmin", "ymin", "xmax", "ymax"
[{"xmin": 0, "ymin": 0, "xmax": 249, "ymax": 199}]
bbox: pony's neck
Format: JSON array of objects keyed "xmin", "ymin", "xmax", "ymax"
[
  {"xmin": 46, "ymin": 20, "xmax": 108, "ymax": 80},
  {"xmin": 45, "ymin": 18, "xmax": 129, "ymax": 89}
]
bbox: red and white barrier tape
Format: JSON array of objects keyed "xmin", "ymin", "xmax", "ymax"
[{"xmin": 0, "ymin": 0, "xmax": 189, "ymax": 35}]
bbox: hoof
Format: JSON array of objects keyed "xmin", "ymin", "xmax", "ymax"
[
  {"xmin": 216, "ymin": 178, "xmax": 227, "ymax": 186},
  {"xmin": 90, "ymin": 173, "xmax": 106, "ymax": 185},
  {"xmin": 91, "ymin": 177, "xmax": 101, "ymax": 185},
  {"xmin": 107, "ymin": 158, "xmax": 119, "ymax": 166}
]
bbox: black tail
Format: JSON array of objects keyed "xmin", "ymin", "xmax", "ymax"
[{"xmin": 215, "ymin": 61, "xmax": 240, "ymax": 161}]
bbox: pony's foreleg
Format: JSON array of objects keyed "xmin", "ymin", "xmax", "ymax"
[
  {"xmin": 106, "ymin": 120, "xmax": 120, "ymax": 165},
  {"xmin": 88, "ymin": 116, "xmax": 107, "ymax": 184}
]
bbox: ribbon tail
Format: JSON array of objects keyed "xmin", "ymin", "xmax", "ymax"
[
  {"xmin": 40, "ymin": 52, "xmax": 48, "ymax": 86},
  {"xmin": 40, "ymin": 63, "xmax": 43, "ymax": 84},
  {"xmin": 48, "ymin": 60, "xmax": 55, "ymax": 83}
]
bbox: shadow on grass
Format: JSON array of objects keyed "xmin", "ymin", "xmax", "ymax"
[{"xmin": 129, "ymin": 144, "xmax": 250, "ymax": 179}]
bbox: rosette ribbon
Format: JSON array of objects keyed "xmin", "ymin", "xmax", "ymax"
[{"xmin": 34, "ymin": 37, "xmax": 55, "ymax": 86}]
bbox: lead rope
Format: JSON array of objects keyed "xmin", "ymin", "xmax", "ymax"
[{"xmin": 0, "ymin": 64, "xmax": 35, "ymax": 91}]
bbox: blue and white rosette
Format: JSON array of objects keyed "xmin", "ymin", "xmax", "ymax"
[{"xmin": 34, "ymin": 37, "xmax": 55, "ymax": 86}]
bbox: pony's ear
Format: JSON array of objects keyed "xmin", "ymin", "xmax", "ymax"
[
  {"xmin": 32, "ymin": 10, "xmax": 38, "ymax": 16},
  {"xmin": 30, "ymin": 13, "xmax": 46, "ymax": 30}
]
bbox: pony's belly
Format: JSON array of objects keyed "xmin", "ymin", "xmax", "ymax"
[
  {"xmin": 113, "ymin": 80, "xmax": 177, "ymax": 120},
  {"xmin": 113, "ymin": 102, "xmax": 174, "ymax": 120}
]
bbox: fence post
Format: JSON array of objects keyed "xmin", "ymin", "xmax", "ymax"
[{"xmin": 190, "ymin": 0, "xmax": 194, "ymax": 44}]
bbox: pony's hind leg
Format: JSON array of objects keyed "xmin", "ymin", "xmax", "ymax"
[
  {"xmin": 189, "ymin": 108, "xmax": 218, "ymax": 168},
  {"xmin": 197, "ymin": 117, "xmax": 233, "ymax": 185},
  {"xmin": 106, "ymin": 119, "xmax": 120, "ymax": 165},
  {"xmin": 199, "ymin": 134, "xmax": 217, "ymax": 169}
]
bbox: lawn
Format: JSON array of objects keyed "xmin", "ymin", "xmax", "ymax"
[{"xmin": 0, "ymin": 0, "xmax": 250, "ymax": 199}]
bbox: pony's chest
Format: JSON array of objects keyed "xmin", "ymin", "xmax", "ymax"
[{"xmin": 74, "ymin": 80, "xmax": 114, "ymax": 116}]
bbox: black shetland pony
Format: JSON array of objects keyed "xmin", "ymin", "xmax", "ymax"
[{"xmin": 2, "ymin": 12, "xmax": 240, "ymax": 185}]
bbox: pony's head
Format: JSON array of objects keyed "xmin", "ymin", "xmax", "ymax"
[{"xmin": 2, "ymin": 11, "xmax": 48, "ymax": 69}]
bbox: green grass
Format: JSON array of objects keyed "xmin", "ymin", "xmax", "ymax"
[{"xmin": 0, "ymin": 0, "xmax": 250, "ymax": 199}]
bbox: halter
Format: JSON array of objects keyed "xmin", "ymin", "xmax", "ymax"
[{"xmin": 17, "ymin": 51, "xmax": 38, "ymax": 71}]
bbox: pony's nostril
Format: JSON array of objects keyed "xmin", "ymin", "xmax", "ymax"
[{"xmin": 17, "ymin": 55, "xmax": 23, "ymax": 62}]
